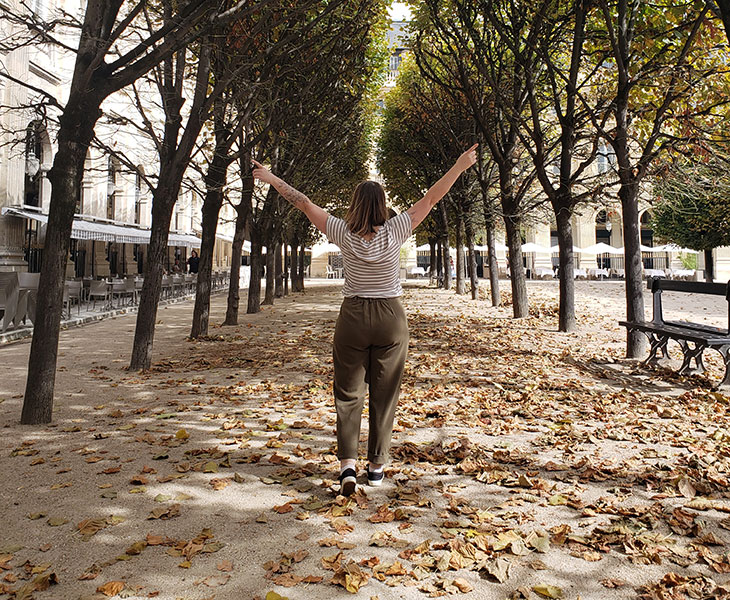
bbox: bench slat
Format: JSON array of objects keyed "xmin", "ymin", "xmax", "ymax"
[
  {"xmin": 648, "ymin": 277, "xmax": 729, "ymax": 297},
  {"xmin": 619, "ymin": 321, "xmax": 730, "ymax": 345}
]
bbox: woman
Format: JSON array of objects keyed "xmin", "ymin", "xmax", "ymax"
[{"xmin": 252, "ymin": 144, "xmax": 477, "ymax": 495}]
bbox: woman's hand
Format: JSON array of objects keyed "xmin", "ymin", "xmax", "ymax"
[
  {"xmin": 455, "ymin": 143, "xmax": 478, "ymax": 173},
  {"xmin": 252, "ymin": 159, "xmax": 276, "ymax": 184}
]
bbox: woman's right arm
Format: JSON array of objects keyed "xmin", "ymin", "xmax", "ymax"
[
  {"xmin": 252, "ymin": 160, "xmax": 329, "ymax": 234},
  {"xmin": 406, "ymin": 144, "xmax": 478, "ymax": 230}
]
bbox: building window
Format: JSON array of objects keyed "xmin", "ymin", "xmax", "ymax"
[
  {"xmin": 30, "ymin": 0, "xmax": 47, "ymax": 19},
  {"xmin": 134, "ymin": 171, "xmax": 143, "ymax": 224},
  {"xmin": 597, "ymin": 139, "xmax": 615, "ymax": 174},
  {"xmin": 107, "ymin": 156, "xmax": 118, "ymax": 221},
  {"xmin": 24, "ymin": 121, "xmax": 44, "ymax": 207}
]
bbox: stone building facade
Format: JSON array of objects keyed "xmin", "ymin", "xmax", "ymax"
[{"xmin": 0, "ymin": 0, "xmax": 235, "ymax": 278}]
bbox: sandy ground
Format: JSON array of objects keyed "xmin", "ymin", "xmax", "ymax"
[{"xmin": 0, "ymin": 279, "xmax": 728, "ymax": 600}]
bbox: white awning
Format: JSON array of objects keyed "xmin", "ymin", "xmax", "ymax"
[
  {"xmin": 215, "ymin": 233, "xmax": 253, "ymax": 252},
  {"xmin": 2, "ymin": 206, "xmax": 200, "ymax": 248}
]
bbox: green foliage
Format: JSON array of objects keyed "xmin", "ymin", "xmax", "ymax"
[
  {"xmin": 377, "ymin": 55, "xmax": 477, "ymax": 241},
  {"xmin": 652, "ymin": 151, "xmax": 730, "ymax": 251}
]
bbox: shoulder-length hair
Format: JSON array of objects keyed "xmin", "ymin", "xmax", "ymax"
[{"xmin": 345, "ymin": 180, "xmax": 388, "ymax": 237}]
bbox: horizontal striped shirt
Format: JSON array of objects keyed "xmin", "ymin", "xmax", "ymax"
[{"xmin": 326, "ymin": 212, "xmax": 412, "ymax": 298}]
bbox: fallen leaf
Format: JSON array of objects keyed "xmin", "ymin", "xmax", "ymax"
[
  {"xmin": 533, "ymin": 584, "xmax": 563, "ymax": 598},
  {"xmin": 97, "ymin": 580, "xmax": 125, "ymax": 597},
  {"xmin": 331, "ymin": 560, "xmax": 369, "ymax": 593}
]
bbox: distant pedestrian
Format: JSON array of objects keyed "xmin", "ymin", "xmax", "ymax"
[
  {"xmin": 252, "ymin": 143, "xmax": 478, "ymax": 495},
  {"xmin": 187, "ymin": 250, "xmax": 199, "ymax": 274}
]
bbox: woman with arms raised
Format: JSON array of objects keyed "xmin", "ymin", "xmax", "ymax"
[{"xmin": 252, "ymin": 143, "xmax": 477, "ymax": 496}]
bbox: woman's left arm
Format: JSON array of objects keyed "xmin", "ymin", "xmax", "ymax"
[{"xmin": 252, "ymin": 160, "xmax": 329, "ymax": 234}]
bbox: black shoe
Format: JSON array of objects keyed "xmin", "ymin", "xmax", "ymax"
[
  {"xmin": 338, "ymin": 468, "xmax": 357, "ymax": 496},
  {"xmin": 366, "ymin": 467, "xmax": 384, "ymax": 487}
]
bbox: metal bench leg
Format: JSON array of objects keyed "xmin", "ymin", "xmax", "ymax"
[
  {"xmin": 643, "ymin": 332, "xmax": 670, "ymax": 365},
  {"xmin": 677, "ymin": 340, "xmax": 706, "ymax": 375},
  {"xmin": 717, "ymin": 346, "xmax": 730, "ymax": 389}
]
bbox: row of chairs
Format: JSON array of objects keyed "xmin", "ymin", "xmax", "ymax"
[
  {"xmin": 1, "ymin": 269, "xmax": 232, "ymax": 333},
  {"xmin": 161, "ymin": 274, "xmax": 196, "ymax": 299}
]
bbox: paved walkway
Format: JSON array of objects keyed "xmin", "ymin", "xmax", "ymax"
[{"xmin": 0, "ymin": 281, "xmax": 729, "ymax": 600}]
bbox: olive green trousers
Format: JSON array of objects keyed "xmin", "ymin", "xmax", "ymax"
[{"xmin": 333, "ymin": 296, "xmax": 409, "ymax": 464}]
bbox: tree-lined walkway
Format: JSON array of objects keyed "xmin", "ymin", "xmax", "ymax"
[{"xmin": 1, "ymin": 282, "xmax": 729, "ymax": 599}]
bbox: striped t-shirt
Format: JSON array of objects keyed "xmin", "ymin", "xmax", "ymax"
[{"xmin": 326, "ymin": 212, "xmax": 412, "ymax": 298}]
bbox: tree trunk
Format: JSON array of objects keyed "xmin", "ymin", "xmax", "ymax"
[
  {"xmin": 222, "ymin": 204, "xmax": 247, "ymax": 326},
  {"xmin": 704, "ymin": 248, "xmax": 714, "ymax": 282},
  {"xmin": 442, "ymin": 237, "xmax": 452, "ymax": 290},
  {"xmin": 465, "ymin": 221, "xmax": 478, "ymax": 300},
  {"xmin": 282, "ymin": 244, "xmax": 289, "ymax": 296},
  {"xmin": 429, "ymin": 239, "xmax": 437, "ymax": 285},
  {"xmin": 22, "ymin": 106, "xmax": 98, "ymax": 424},
  {"xmin": 503, "ymin": 214, "xmax": 529, "ymax": 318},
  {"xmin": 297, "ymin": 244, "xmax": 306, "ymax": 292},
  {"xmin": 130, "ymin": 197, "xmax": 174, "ymax": 370},
  {"xmin": 620, "ymin": 182, "xmax": 646, "ymax": 357},
  {"xmin": 190, "ymin": 154, "xmax": 227, "ymax": 339},
  {"xmin": 554, "ymin": 204, "xmax": 576, "ymax": 332},
  {"xmin": 247, "ymin": 234, "xmax": 264, "ymax": 313},
  {"xmin": 486, "ymin": 222, "xmax": 500, "ymax": 306},
  {"xmin": 455, "ymin": 216, "xmax": 465, "ymax": 295},
  {"xmin": 263, "ymin": 240, "xmax": 276, "ymax": 305},
  {"xmin": 439, "ymin": 204, "xmax": 451, "ymax": 290},
  {"xmin": 290, "ymin": 242, "xmax": 299, "ymax": 292}
]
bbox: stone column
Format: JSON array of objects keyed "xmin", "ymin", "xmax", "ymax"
[
  {"xmin": 573, "ymin": 212, "xmax": 598, "ymax": 270},
  {"xmin": 715, "ymin": 247, "xmax": 730, "ymax": 283},
  {"xmin": 527, "ymin": 223, "xmax": 553, "ymax": 272},
  {"xmin": 0, "ymin": 29, "xmax": 30, "ymax": 271}
]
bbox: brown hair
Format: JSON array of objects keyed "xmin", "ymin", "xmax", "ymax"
[{"xmin": 345, "ymin": 181, "xmax": 388, "ymax": 237}]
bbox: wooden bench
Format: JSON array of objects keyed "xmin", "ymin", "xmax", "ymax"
[{"xmin": 619, "ymin": 277, "xmax": 730, "ymax": 388}]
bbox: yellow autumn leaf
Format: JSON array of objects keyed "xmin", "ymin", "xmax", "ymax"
[{"xmin": 534, "ymin": 584, "xmax": 563, "ymax": 598}]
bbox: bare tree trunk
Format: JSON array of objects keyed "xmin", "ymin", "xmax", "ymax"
[
  {"xmin": 465, "ymin": 220, "xmax": 478, "ymax": 300},
  {"xmin": 22, "ymin": 106, "xmax": 98, "ymax": 424},
  {"xmin": 553, "ymin": 206, "xmax": 576, "ymax": 331},
  {"xmin": 503, "ymin": 214, "xmax": 529, "ymax": 318},
  {"xmin": 130, "ymin": 198, "xmax": 174, "ymax": 370},
  {"xmin": 223, "ymin": 204, "xmax": 247, "ymax": 326},
  {"xmin": 190, "ymin": 152, "xmax": 227, "ymax": 339},
  {"xmin": 247, "ymin": 235, "xmax": 264, "ymax": 313},
  {"xmin": 455, "ymin": 216, "xmax": 465, "ymax": 295},
  {"xmin": 486, "ymin": 222, "xmax": 500, "ymax": 306},
  {"xmin": 704, "ymin": 248, "xmax": 714, "ymax": 282},
  {"xmin": 620, "ymin": 182, "xmax": 646, "ymax": 357}
]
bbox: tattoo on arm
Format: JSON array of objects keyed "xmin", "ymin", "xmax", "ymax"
[{"xmin": 277, "ymin": 180, "xmax": 309, "ymax": 210}]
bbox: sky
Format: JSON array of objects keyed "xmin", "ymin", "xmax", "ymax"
[{"xmin": 389, "ymin": 2, "xmax": 411, "ymax": 21}]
